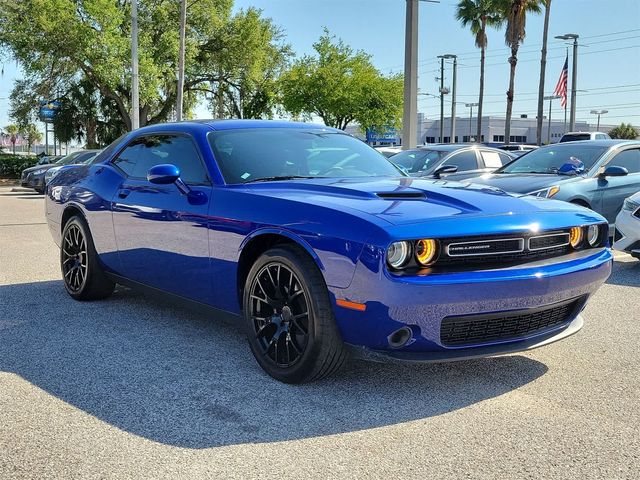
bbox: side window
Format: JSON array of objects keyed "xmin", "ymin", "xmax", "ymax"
[
  {"xmin": 444, "ymin": 151, "xmax": 478, "ymax": 171},
  {"xmin": 610, "ymin": 149, "xmax": 640, "ymax": 174},
  {"xmin": 112, "ymin": 134, "xmax": 209, "ymax": 184},
  {"xmin": 480, "ymin": 150, "xmax": 503, "ymax": 168},
  {"xmin": 498, "ymin": 152, "xmax": 514, "ymax": 165}
]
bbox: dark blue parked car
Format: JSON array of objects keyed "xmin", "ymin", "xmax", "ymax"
[{"xmin": 46, "ymin": 120, "xmax": 611, "ymax": 383}]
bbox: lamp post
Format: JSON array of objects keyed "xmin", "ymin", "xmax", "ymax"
[
  {"xmin": 439, "ymin": 54, "xmax": 457, "ymax": 143},
  {"xmin": 131, "ymin": 0, "xmax": 140, "ymax": 130},
  {"xmin": 590, "ymin": 109, "xmax": 608, "ymax": 131},
  {"xmin": 544, "ymin": 95, "xmax": 560, "ymax": 144},
  {"xmin": 555, "ymin": 33, "xmax": 579, "ymax": 131},
  {"xmin": 402, "ymin": 1, "xmax": 439, "ymax": 150},
  {"xmin": 176, "ymin": 0, "xmax": 187, "ymax": 122},
  {"xmin": 465, "ymin": 103, "xmax": 479, "ymax": 142}
]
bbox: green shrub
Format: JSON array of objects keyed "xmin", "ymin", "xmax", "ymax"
[{"xmin": 0, "ymin": 154, "xmax": 39, "ymax": 178}]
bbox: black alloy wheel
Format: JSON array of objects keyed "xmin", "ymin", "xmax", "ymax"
[
  {"xmin": 249, "ymin": 262, "xmax": 310, "ymax": 367},
  {"xmin": 243, "ymin": 245, "xmax": 347, "ymax": 383},
  {"xmin": 61, "ymin": 216, "xmax": 115, "ymax": 300},
  {"xmin": 62, "ymin": 223, "xmax": 88, "ymax": 293}
]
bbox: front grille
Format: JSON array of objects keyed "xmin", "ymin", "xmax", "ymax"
[
  {"xmin": 435, "ymin": 230, "xmax": 572, "ymax": 270},
  {"xmin": 440, "ymin": 297, "xmax": 584, "ymax": 347}
]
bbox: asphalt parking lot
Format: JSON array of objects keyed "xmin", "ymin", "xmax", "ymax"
[{"xmin": 0, "ymin": 186, "xmax": 638, "ymax": 479}]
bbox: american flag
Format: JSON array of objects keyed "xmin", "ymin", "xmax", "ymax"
[{"xmin": 554, "ymin": 54, "xmax": 568, "ymax": 108}]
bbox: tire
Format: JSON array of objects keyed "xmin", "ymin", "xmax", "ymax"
[
  {"xmin": 61, "ymin": 215, "xmax": 115, "ymax": 301},
  {"xmin": 35, "ymin": 187, "xmax": 45, "ymax": 194},
  {"xmin": 242, "ymin": 245, "xmax": 347, "ymax": 383}
]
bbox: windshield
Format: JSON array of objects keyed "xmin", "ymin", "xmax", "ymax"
[
  {"xmin": 389, "ymin": 149, "xmax": 446, "ymax": 174},
  {"xmin": 55, "ymin": 151, "xmax": 86, "ymax": 166},
  {"xmin": 560, "ymin": 134, "xmax": 591, "ymax": 142},
  {"xmin": 208, "ymin": 128, "xmax": 404, "ymax": 184},
  {"xmin": 497, "ymin": 144, "xmax": 608, "ymax": 174}
]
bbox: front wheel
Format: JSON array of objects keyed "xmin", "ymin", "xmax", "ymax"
[
  {"xmin": 61, "ymin": 216, "xmax": 115, "ymax": 300},
  {"xmin": 243, "ymin": 245, "xmax": 347, "ymax": 383}
]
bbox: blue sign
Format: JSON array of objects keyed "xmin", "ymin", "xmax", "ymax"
[
  {"xmin": 366, "ymin": 127, "xmax": 400, "ymax": 144},
  {"xmin": 39, "ymin": 100, "xmax": 61, "ymax": 121}
]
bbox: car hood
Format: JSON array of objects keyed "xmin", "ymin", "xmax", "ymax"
[
  {"xmin": 462, "ymin": 173, "xmax": 581, "ymax": 194},
  {"xmin": 23, "ymin": 164, "xmax": 58, "ymax": 174},
  {"xmin": 243, "ymin": 176, "xmax": 590, "ymax": 226}
]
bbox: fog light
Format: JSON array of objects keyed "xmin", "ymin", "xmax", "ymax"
[
  {"xmin": 387, "ymin": 241, "xmax": 411, "ymax": 269},
  {"xmin": 569, "ymin": 226, "xmax": 583, "ymax": 248},
  {"xmin": 586, "ymin": 225, "xmax": 600, "ymax": 247},
  {"xmin": 415, "ymin": 239, "xmax": 437, "ymax": 266}
]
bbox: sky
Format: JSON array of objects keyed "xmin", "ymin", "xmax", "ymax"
[{"xmin": 1, "ymin": 0, "xmax": 639, "ymax": 133}]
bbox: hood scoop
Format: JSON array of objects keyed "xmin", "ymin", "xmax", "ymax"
[{"xmin": 376, "ymin": 191, "xmax": 427, "ymax": 200}]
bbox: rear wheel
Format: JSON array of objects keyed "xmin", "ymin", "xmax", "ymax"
[
  {"xmin": 243, "ymin": 245, "xmax": 346, "ymax": 383},
  {"xmin": 61, "ymin": 216, "xmax": 115, "ymax": 300}
]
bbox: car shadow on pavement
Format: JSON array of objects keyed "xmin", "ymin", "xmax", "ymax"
[
  {"xmin": 0, "ymin": 280, "xmax": 548, "ymax": 449},
  {"xmin": 606, "ymin": 258, "xmax": 640, "ymax": 287}
]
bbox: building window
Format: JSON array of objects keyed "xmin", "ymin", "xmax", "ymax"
[
  {"xmin": 493, "ymin": 135, "xmax": 505, "ymax": 142},
  {"xmin": 425, "ymin": 136, "xmax": 436, "ymax": 144}
]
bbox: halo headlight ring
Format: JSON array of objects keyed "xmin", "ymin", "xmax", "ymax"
[
  {"xmin": 415, "ymin": 239, "xmax": 438, "ymax": 266},
  {"xmin": 386, "ymin": 241, "xmax": 411, "ymax": 269}
]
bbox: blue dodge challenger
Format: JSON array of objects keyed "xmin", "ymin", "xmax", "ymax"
[{"xmin": 46, "ymin": 120, "xmax": 612, "ymax": 383}]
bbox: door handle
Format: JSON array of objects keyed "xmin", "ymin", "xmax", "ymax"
[{"xmin": 117, "ymin": 189, "xmax": 131, "ymax": 199}]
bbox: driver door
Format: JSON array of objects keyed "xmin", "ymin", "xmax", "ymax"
[{"xmin": 110, "ymin": 133, "xmax": 214, "ymax": 303}]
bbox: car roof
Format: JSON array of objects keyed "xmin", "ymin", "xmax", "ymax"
[
  {"xmin": 552, "ymin": 139, "xmax": 638, "ymax": 147},
  {"xmin": 134, "ymin": 119, "xmax": 342, "ymax": 133}
]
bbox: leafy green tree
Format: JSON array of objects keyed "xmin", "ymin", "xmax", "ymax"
[
  {"xmin": 24, "ymin": 124, "xmax": 43, "ymax": 152},
  {"xmin": 503, "ymin": 0, "xmax": 541, "ymax": 144},
  {"xmin": 279, "ymin": 31, "xmax": 403, "ymax": 131},
  {"xmin": 456, "ymin": 0, "xmax": 505, "ymax": 141},
  {"xmin": 198, "ymin": 8, "xmax": 292, "ymax": 119},
  {"xmin": 608, "ymin": 123, "xmax": 638, "ymax": 140},
  {"xmin": 0, "ymin": 0, "xmax": 233, "ymax": 129},
  {"xmin": 4, "ymin": 124, "xmax": 20, "ymax": 154}
]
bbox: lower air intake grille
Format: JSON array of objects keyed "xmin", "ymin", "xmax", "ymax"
[{"xmin": 440, "ymin": 296, "xmax": 584, "ymax": 347}]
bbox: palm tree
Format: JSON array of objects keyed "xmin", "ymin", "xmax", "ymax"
[
  {"xmin": 4, "ymin": 124, "xmax": 20, "ymax": 154},
  {"xmin": 608, "ymin": 123, "xmax": 638, "ymax": 140},
  {"xmin": 535, "ymin": 0, "xmax": 552, "ymax": 145},
  {"xmin": 503, "ymin": 0, "xmax": 541, "ymax": 145},
  {"xmin": 456, "ymin": 0, "xmax": 505, "ymax": 142},
  {"xmin": 24, "ymin": 123, "xmax": 43, "ymax": 153}
]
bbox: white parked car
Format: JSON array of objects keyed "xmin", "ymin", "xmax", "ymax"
[
  {"xmin": 614, "ymin": 192, "xmax": 640, "ymax": 259},
  {"xmin": 559, "ymin": 131, "xmax": 611, "ymax": 143}
]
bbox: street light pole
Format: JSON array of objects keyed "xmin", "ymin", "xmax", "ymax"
[
  {"xmin": 176, "ymin": 0, "xmax": 187, "ymax": 122},
  {"xmin": 131, "ymin": 0, "xmax": 140, "ymax": 130},
  {"xmin": 402, "ymin": 0, "xmax": 419, "ymax": 150},
  {"xmin": 544, "ymin": 95, "xmax": 559, "ymax": 144},
  {"xmin": 590, "ymin": 109, "xmax": 608, "ymax": 131},
  {"xmin": 450, "ymin": 55, "xmax": 457, "ymax": 143},
  {"xmin": 439, "ymin": 56, "xmax": 444, "ymax": 143},
  {"xmin": 465, "ymin": 103, "xmax": 478, "ymax": 142},
  {"xmin": 555, "ymin": 34, "xmax": 579, "ymax": 131}
]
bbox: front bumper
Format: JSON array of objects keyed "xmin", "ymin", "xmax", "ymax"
[
  {"xmin": 614, "ymin": 209, "xmax": 640, "ymax": 257},
  {"xmin": 330, "ymin": 247, "xmax": 612, "ymax": 360},
  {"xmin": 21, "ymin": 173, "xmax": 45, "ymax": 190}
]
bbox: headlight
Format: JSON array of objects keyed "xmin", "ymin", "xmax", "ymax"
[
  {"xmin": 569, "ymin": 226, "xmax": 583, "ymax": 248},
  {"xmin": 586, "ymin": 225, "xmax": 600, "ymax": 247},
  {"xmin": 528, "ymin": 185, "xmax": 560, "ymax": 198},
  {"xmin": 622, "ymin": 198, "xmax": 640, "ymax": 212},
  {"xmin": 386, "ymin": 241, "xmax": 411, "ymax": 269},
  {"xmin": 415, "ymin": 239, "xmax": 437, "ymax": 266},
  {"xmin": 32, "ymin": 168, "xmax": 47, "ymax": 175}
]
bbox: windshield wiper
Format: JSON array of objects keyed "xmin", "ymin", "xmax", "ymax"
[{"xmin": 244, "ymin": 175, "xmax": 319, "ymax": 183}]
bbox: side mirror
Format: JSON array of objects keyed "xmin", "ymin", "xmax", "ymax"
[
  {"xmin": 147, "ymin": 163, "xmax": 190, "ymax": 194},
  {"xmin": 433, "ymin": 164, "xmax": 458, "ymax": 179},
  {"xmin": 600, "ymin": 165, "xmax": 629, "ymax": 178}
]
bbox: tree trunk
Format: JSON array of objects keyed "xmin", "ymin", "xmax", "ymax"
[
  {"xmin": 505, "ymin": 48, "xmax": 518, "ymax": 145},
  {"xmin": 477, "ymin": 26, "xmax": 486, "ymax": 142},
  {"xmin": 536, "ymin": 0, "xmax": 551, "ymax": 145}
]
